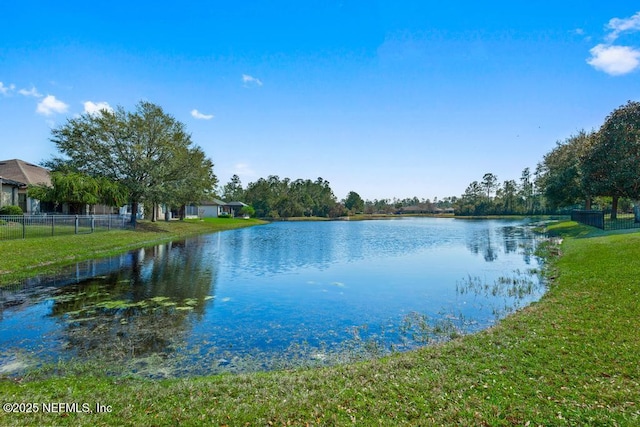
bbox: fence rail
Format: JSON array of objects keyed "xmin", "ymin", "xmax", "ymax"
[
  {"xmin": 0, "ymin": 214, "xmax": 130, "ymax": 241},
  {"xmin": 571, "ymin": 209, "xmax": 640, "ymax": 231}
]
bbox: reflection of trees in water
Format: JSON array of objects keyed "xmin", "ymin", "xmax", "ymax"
[
  {"xmin": 465, "ymin": 223, "xmax": 539, "ymax": 264},
  {"xmin": 48, "ymin": 239, "xmax": 217, "ymax": 361},
  {"xmin": 466, "ymin": 228, "xmax": 498, "ymax": 262}
]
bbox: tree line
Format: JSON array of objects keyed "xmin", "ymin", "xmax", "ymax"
[
  {"xmin": 219, "ymin": 101, "xmax": 640, "ymax": 219},
  {"xmin": 453, "ymin": 101, "xmax": 640, "ymax": 218},
  {"xmin": 220, "ymin": 174, "xmax": 458, "ymax": 219},
  {"xmin": 538, "ymin": 101, "xmax": 640, "ymax": 220},
  {"xmin": 24, "ymin": 99, "xmax": 639, "ymax": 222}
]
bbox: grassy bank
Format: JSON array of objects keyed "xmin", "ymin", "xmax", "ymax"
[
  {"xmin": 0, "ymin": 218, "xmax": 265, "ymax": 286},
  {"xmin": 1, "ymin": 221, "xmax": 639, "ymax": 425}
]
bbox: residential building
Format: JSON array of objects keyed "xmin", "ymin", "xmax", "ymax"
[{"xmin": 0, "ymin": 159, "xmax": 51, "ymax": 213}]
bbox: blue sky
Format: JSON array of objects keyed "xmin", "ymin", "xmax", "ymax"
[{"xmin": 1, "ymin": 1, "xmax": 639, "ymax": 201}]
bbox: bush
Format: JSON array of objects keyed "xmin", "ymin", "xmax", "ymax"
[
  {"xmin": 0, "ymin": 205, "xmax": 23, "ymax": 215},
  {"xmin": 239, "ymin": 205, "xmax": 256, "ymax": 218}
]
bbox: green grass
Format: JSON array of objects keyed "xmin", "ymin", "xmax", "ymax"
[
  {"xmin": 0, "ymin": 218, "xmax": 266, "ymax": 285},
  {"xmin": 1, "ymin": 221, "xmax": 639, "ymax": 425}
]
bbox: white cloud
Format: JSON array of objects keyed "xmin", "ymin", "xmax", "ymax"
[
  {"xmin": 606, "ymin": 11, "xmax": 640, "ymax": 42},
  {"xmin": 191, "ymin": 109, "xmax": 214, "ymax": 120},
  {"xmin": 233, "ymin": 162, "xmax": 256, "ymax": 177},
  {"xmin": 36, "ymin": 95, "xmax": 69, "ymax": 116},
  {"xmin": 0, "ymin": 82, "xmax": 15, "ymax": 95},
  {"xmin": 587, "ymin": 44, "xmax": 640, "ymax": 75},
  {"xmin": 242, "ymin": 74, "xmax": 263, "ymax": 87},
  {"xmin": 588, "ymin": 11, "xmax": 640, "ymax": 76},
  {"xmin": 18, "ymin": 86, "xmax": 42, "ymax": 97},
  {"xmin": 83, "ymin": 101, "xmax": 113, "ymax": 115}
]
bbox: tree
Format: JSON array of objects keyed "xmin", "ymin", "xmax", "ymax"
[
  {"xmin": 518, "ymin": 167, "xmax": 534, "ymax": 214},
  {"xmin": 168, "ymin": 146, "xmax": 218, "ymax": 220},
  {"xmin": 344, "ymin": 191, "xmax": 364, "ymax": 214},
  {"xmin": 455, "ymin": 181, "xmax": 484, "ymax": 215},
  {"xmin": 582, "ymin": 101, "xmax": 640, "ymax": 220},
  {"xmin": 497, "ymin": 180, "xmax": 518, "ymax": 214},
  {"xmin": 221, "ymin": 174, "xmax": 244, "ymax": 201},
  {"xmin": 481, "ymin": 173, "xmax": 498, "ymax": 199},
  {"xmin": 28, "ymin": 171, "xmax": 128, "ymax": 214},
  {"xmin": 50, "ymin": 101, "xmax": 216, "ymax": 226},
  {"xmin": 537, "ymin": 130, "xmax": 595, "ymax": 210}
]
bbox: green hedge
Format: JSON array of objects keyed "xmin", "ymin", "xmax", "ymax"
[{"xmin": 0, "ymin": 205, "xmax": 23, "ymax": 215}]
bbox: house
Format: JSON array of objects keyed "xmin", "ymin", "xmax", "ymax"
[
  {"xmin": 0, "ymin": 159, "xmax": 52, "ymax": 213},
  {"xmin": 225, "ymin": 201, "xmax": 249, "ymax": 217},
  {"xmin": 0, "ymin": 158, "xmax": 119, "ymax": 215},
  {"xmin": 195, "ymin": 199, "xmax": 249, "ymax": 218},
  {"xmin": 198, "ymin": 199, "xmax": 227, "ymax": 218}
]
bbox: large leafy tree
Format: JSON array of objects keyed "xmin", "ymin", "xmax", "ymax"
[
  {"xmin": 167, "ymin": 146, "xmax": 217, "ymax": 219},
  {"xmin": 537, "ymin": 130, "xmax": 595, "ymax": 210},
  {"xmin": 50, "ymin": 101, "xmax": 216, "ymax": 225},
  {"xmin": 582, "ymin": 101, "xmax": 640, "ymax": 219},
  {"xmin": 344, "ymin": 191, "xmax": 365, "ymax": 213}
]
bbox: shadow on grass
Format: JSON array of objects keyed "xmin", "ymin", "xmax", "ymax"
[
  {"xmin": 133, "ymin": 221, "xmax": 173, "ymax": 233},
  {"xmin": 545, "ymin": 220, "xmax": 640, "ymax": 239}
]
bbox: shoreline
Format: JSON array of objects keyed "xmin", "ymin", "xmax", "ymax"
[{"xmin": 0, "ymin": 218, "xmax": 266, "ymax": 287}]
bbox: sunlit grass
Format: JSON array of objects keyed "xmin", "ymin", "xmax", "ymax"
[{"xmin": 0, "ymin": 221, "xmax": 638, "ymax": 425}]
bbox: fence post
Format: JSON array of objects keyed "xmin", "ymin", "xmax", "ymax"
[
  {"xmin": 51, "ymin": 215, "xmax": 54, "ymax": 236},
  {"xmin": 91, "ymin": 215, "xmax": 95, "ymax": 233},
  {"xmin": 22, "ymin": 214, "xmax": 26, "ymax": 239},
  {"xmin": 75, "ymin": 215, "xmax": 79, "ymax": 234}
]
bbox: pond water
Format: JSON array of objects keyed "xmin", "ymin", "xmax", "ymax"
[{"xmin": 0, "ymin": 218, "xmax": 546, "ymax": 377}]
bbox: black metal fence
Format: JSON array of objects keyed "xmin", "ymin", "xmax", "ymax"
[
  {"xmin": 571, "ymin": 209, "xmax": 640, "ymax": 231},
  {"xmin": 0, "ymin": 214, "xmax": 130, "ymax": 240}
]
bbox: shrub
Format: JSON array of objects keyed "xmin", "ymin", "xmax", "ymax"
[
  {"xmin": 240, "ymin": 205, "xmax": 256, "ymax": 218},
  {"xmin": 0, "ymin": 205, "xmax": 23, "ymax": 215}
]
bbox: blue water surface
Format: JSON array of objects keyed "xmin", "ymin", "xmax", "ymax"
[{"xmin": 0, "ymin": 217, "xmax": 546, "ymax": 376}]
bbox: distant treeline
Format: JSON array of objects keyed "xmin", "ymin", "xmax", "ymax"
[
  {"xmin": 221, "ymin": 175, "xmax": 455, "ymax": 218},
  {"xmin": 223, "ymin": 100, "xmax": 640, "ymax": 219}
]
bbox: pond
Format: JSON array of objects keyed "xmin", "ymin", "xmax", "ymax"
[{"xmin": 0, "ymin": 218, "xmax": 547, "ymax": 377}]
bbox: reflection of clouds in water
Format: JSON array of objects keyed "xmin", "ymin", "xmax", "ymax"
[
  {"xmin": 219, "ymin": 218, "xmax": 470, "ymax": 277},
  {"xmin": 0, "ymin": 218, "xmax": 546, "ymax": 377}
]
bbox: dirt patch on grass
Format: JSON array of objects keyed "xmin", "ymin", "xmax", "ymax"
[{"xmin": 134, "ymin": 222, "xmax": 172, "ymax": 233}]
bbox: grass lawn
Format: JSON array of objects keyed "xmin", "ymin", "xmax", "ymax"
[
  {"xmin": 0, "ymin": 221, "xmax": 638, "ymax": 425},
  {"xmin": 0, "ymin": 217, "xmax": 266, "ymax": 286}
]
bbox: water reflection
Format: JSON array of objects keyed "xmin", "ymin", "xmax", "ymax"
[
  {"xmin": 464, "ymin": 220, "xmax": 538, "ymax": 264},
  {"xmin": 2, "ymin": 239, "xmax": 217, "ymax": 365},
  {"xmin": 0, "ymin": 218, "xmax": 546, "ymax": 377}
]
